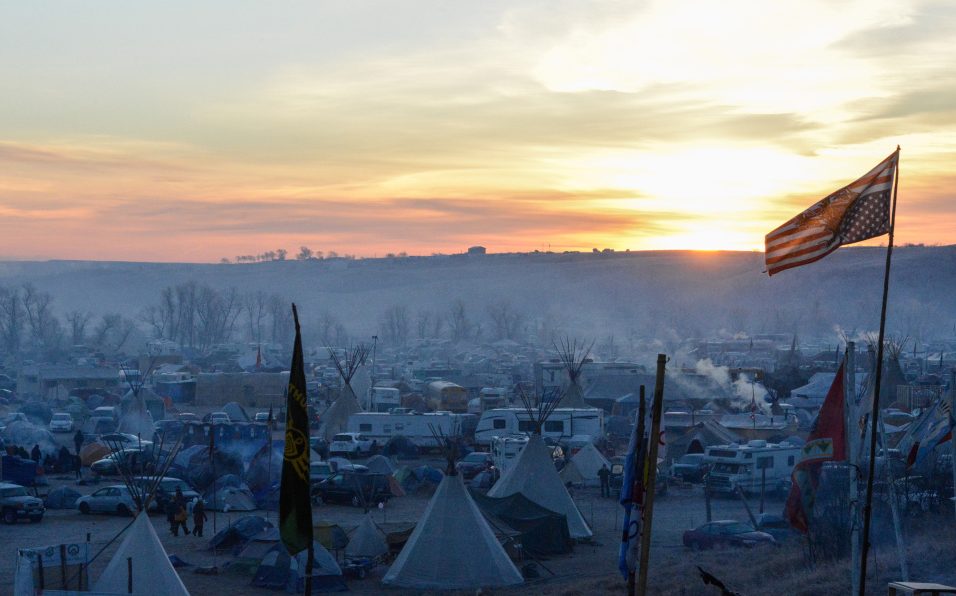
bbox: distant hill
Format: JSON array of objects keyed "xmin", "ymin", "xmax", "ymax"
[{"xmin": 0, "ymin": 246, "xmax": 953, "ymax": 343}]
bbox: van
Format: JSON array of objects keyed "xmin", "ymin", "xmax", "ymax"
[{"xmin": 92, "ymin": 406, "xmax": 119, "ymax": 422}]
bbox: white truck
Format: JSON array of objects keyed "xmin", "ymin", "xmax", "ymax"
[
  {"xmin": 329, "ymin": 432, "xmax": 374, "ymax": 457},
  {"xmin": 703, "ymin": 440, "xmax": 801, "ymax": 495},
  {"xmin": 346, "ymin": 411, "xmax": 474, "ymax": 449},
  {"xmin": 474, "ymin": 407, "xmax": 604, "ymax": 447}
]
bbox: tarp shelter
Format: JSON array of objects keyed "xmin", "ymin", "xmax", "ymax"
[
  {"xmin": 93, "ymin": 512, "xmax": 189, "ymax": 596},
  {"xmin": 345, "ymin": 515, "xmax": 388, "ymax": 559},
  {"xmin": 203, "ymin": 485, "xmax": 257, "ymax": 511},
  {"xmin": 208, "ymin": 515, "xmax": 273, "ymax": 551},
  {"xmin": 471, "ymin": 490, "xmax": 573, "ymax": 556},
  {"xmin": 252, "ymin": 540, "xmax": 346, "ymax": 593},
  {"xmin": 382, "ymin": 474, "xmax": 523, "ymax": 590},
  {"xmin": 382, "ymin": 435, "xmax": 419, "ymax": 459},
  {"xmin": 560, "ymin": 443, "xmax": 610, "ymax": 487},
  {"xmin": 313, "ymin": 521, "xmax": 349, "ymax": 551},
  {"xmin": 80, "ymin": 441, "xmax": 111, "ymax": 466},
  {"xmin": 45, "ymin": 486, "xmax": 81, "ymax": 509},
  {"xmin": 365, "ymin": 454, "xmax": 396, "ymax": 475},
  {"xmin": 487, "ymin": 434, "xmax": 592, "ymax": 539}
]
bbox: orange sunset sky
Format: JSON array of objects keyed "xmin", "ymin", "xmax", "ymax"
[{"xmin": 1, "ymin": 1, "xmax": 955, "ymax": 262}]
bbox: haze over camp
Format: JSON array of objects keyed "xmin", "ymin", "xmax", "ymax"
[{"xmin": 2, "ymin": 2, "xmax": 956, "ymax": 596}]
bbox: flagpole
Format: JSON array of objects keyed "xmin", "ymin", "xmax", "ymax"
[
  {"xmin": 858, "ymin": 146, "xmax": 901, "ymax": 596},
  {"xmin": 845, "ymin": 343, "xmax": 860, "ymax": 596},
  {"xmin": 636, "ymin": 354, "xmax": 666, "ymax": 596}
]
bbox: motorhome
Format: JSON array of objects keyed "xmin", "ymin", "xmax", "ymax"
[
  {"xmin": 474, "ymin": 407, "xmax": 604, "ymax": 447},
  {"xmin": 346, "ymin": 411, "xmax": 476, "ymax": 448},
  {"xmin": 490, "ymin": 434, "xmax": 529, "ymax": 475},
  {"xmin": 369, "ymin": 387, "xmax": 401, "ymax": 413},
  {"xmin": 478, "ymin": 387, "xmax": 509, "ymax": 411},
  {"xmin": 704, "ymin": 440, "xmax": 801, "ymax": 495}
]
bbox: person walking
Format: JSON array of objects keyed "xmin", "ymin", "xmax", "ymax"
[
  {"xmin": 73, "ymin": 429, "xmax": 84, "ymax": 455},
  {"xmin": 165, "ymin": 499, "xmax": 179, "ymax": 536},
  {"xmin": 192, "ymin": 498, "xmax": 208, "ymax": 537},
  {"xmin": 30, "ymin": 444, "xmax": 41, "ymax": 463},
  {"xmin": 598, "ymin": 463, "xmax": 611, "ymax": 498},
  {"xmin": 171, "ymin": 486, "xmax": 190, "ymax": 535}
]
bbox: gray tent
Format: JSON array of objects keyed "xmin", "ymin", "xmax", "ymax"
[
  {"xmin": 345, "ymin": 515, "xmax": 388, "ymax": 560},
  {"xmin": 382, "ymin": 474, "xmax": 522, "ymax": 590}
]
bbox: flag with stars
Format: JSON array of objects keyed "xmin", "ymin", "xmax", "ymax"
[{"xmin": 765, "ymin": 149, "xmax": 898, "ymax": 276}]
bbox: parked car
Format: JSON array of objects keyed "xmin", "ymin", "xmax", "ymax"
[
  {"xmin": 682, "ymin": 520, "xmax": 776, "ymax": 550},
  {"xmin": 91, "ymin": 406, "xmax": 119, "ymax": 422},
  {"xmin": 131, "ymin": 476, "xmax": 199, "ymax": 510},
  {"xmin": 205, "ymin": 412, "xmax": 231, "ymax": 425},
  {"xmin": 456, "ymin": 452, "xmax": 494, "ymax": 480},
  {"xmin": 753, "ymin": 513, "xmax": 798, "ymax": 542},
  {"xmin": 0, "ymin": 482, "xmax": 45, "ymax": 524},
  {"xmin": 671, "ymin": 453, "xmax": 711, "ymax": 483},
  {"xmin": 91, "ymin": 448, "xmax": 157, "ymax": 476},
  {"xmin": 310, "ymin": 461, "xmax": 336, "ymax": 485},
  {"xmin": 154, "ymin": 419, "xmax": 184, "ymax": 438},
  {"xmin": 83, "ymin": 416, "xmax": 117, "ymax": 437},
  {"xmin": 178, "ymin": 412, "xmax": 200, "ymax": 423},
  {"xmin": 254, "ymin": 411, "xmax": 271, "ymax": 423},
  {"xmin": 49, "ymin": 412, "xmax": 75, "ymax": 433},
  {"xmin": 76, "ymin": 485, "xmax": 154, "ymax": 516},
  {"xmin": 310, "ymin": 437, "xmax": 329, "ymax": 459},
  {"xmin": 311, "ymin": 471, "xmax": 391, "ymax": 507},
  {"xmin": 100, "ymin": 433, "xmax": 153, "ymax": 449},
  {"xmin": 329, "ymin": 433, "xmax": 373, "ymax": 457}
]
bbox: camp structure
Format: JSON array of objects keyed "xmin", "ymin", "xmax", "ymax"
[
  {"xmin": 208, "ymin": 515, "xmax": 273, "ymax": 551},
  {"xmin": 555, "ymin": 337, "xmax": 593, "ymax": 408},
  {"xmin": 252, "ymin": 540, "xmax": 345, "ymax": 593},
  {"xmin": 471, "ymin": 491, "xmax": 572, "ymax": 556},
  {"xmin": 382, "ymin": 431, "xmax": 523, "ymax": 590},
  {"xmin": 487, "ymin": 386, "xmax": 593, "ymax": 539},
  {"xmin": 319, "ymin": 344, "xmax": 370, "ymax": 441},
  {"xmin": 345, "ymin": 515, "xmax": 389, "ymax": 560},
  {"xmin": 559, "ymin": 442, "xmax": 611, "ymax": 487},
  {"xmin": 93, "ymin": 512, "xmax": 189, "ymax": 595}
]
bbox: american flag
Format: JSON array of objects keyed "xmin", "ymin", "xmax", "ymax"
[{"xmin": 765, "ymin": 149, "xmax": 898, "ymax": 276}]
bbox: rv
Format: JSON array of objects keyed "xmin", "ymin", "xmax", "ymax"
[
  {"xmin": 346, "ymin": 411, "xmax": 476, "ymax": 448},
  {"xmin": 474, "ymin": 407, "xmax": 604, "ymax": 447},
  {"xmin": 704, "ymin": 440, "xmax": 801, "ymax": 495},
  {"xmin": 369, "ymin": 387, "xmax": 401, "ymax": 413},
  {"xmin": 478, "ymin": 387, "xmax": 508, "ymax": 411},
  {"xmin": 490, "ymin": 434, "xmax": 529, "ymax": 475}
]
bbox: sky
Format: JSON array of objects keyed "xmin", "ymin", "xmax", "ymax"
[{"xmin": 1, "ymin": 1, "xmax": 955, "ymax": 262}]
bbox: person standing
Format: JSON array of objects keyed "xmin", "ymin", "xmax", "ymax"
[
  {"xmin": 74, "ymin": 429, "xmax": 84, "ymax": 455},
  {"xmin": 598, "ymin": 463, "xmax": 611, "ymax": 498},
  {"xmin": 192, "ymin": 498, "xmax": 208, "ymax": 537},
  {"xmin": 30, "ymin": 444, "xmax": 41, "ymax": 463},
  {"xmin": 172, "ymin": 486, "xmax": 190, "ymax": 535},
  {"xmin": 165, "ymin": 499, "xmax": 179, "ymax": 536}
]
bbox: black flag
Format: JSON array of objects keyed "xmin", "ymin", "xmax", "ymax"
[{"xmin": 279, "ymin": 304, "xmax": 312, "ymax": 555}]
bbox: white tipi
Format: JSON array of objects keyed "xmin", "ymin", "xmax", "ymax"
[
  {"xmin": 383, "ymin": 473, "xmax": 523, "ymax": 589},
  {"xmin": 560, "ymin": 442, "xmax": 611, "ymax": 487},
  {"xmin": 345, "ymin": 515, "xmax": 389, "ymax": 560},
  {"xmin": 555, "ymin": 337, "xmax": 593, "ymax": 409},
  {"xmin": 93, "ymin": 512, "xmax": 189, "ymax": 596},
  {"xmin": 320, "ymin": 345, "xmax": 368, "ymax": 441}
]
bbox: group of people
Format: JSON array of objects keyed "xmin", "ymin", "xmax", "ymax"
[{"xmin": 165, "ymin": 486, "xmax": 208, "ymax": 537}]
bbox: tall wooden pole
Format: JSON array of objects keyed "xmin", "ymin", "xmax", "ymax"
[
  {"xmin": 858, "ymin": 146, "xmax": 901, "ymax": 596},
  {"xmin": 626, "ymin": 386, "xmax": 647, "ymax": 596},
  {"xmin": 846, "ymin": 343, "xmax": 860, "ymax": 596},
  {"xmin": 636, "ymin": 354, "xmax": 666, "ymax": 596}
]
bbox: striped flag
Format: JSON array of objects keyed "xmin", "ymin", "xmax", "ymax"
[{"xmin": 765, "ymin": 149, "xmax": 898, "ymax": 276}]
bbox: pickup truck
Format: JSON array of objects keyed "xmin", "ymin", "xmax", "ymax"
[
  {"xmin": 329, "ymin": 433, "xmax": 373, "ymax": 457},
  {"xmin": 0, "ymin": 482, "xmax": 45, "ymax": 524}
]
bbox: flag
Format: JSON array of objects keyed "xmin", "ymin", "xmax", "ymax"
[
  {"xmin": 279, "ymin": 304, "xmax": 313, "ymax": 555},
  {"xmin": 765, "ymin": 150, "xmax": 898, "ymax": 276},
  {"xmin": 784, "ymin": 363, "xmax": 846, "ymax": 533},
  {"xmin": 898, "ymin": 399, "xmax": 955, "ymax": 468},
  {"xmin": 618, "ymin": 409, "xmax": 647, "ymax": 578}
]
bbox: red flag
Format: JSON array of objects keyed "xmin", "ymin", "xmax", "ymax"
[
  {"xmin": 765, "ymin": 150, "xmax": 898, "ymax": 276},
  {"xmin": 784, "ymin": 362, "xmax": 846, "ymax": 533}
]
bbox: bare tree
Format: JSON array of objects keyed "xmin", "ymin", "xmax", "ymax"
[
  {"xmin": 448, "ymin": 299, "xmax": 472, "ymax": 343},
  {"xmin": 381, "ymin": 305, "xmax": 410, "ymax": 345},
  {"xmin": 92, "ymin": 313, "xmax": 137, "ymax": 355},
  {"xmin": 268, "ymin": 294, "xmax": 293, "ymax": 345},
  {"xmin": 296, "ymin": 246, "xmax": 314, "ymax": 260},
  {"xmin": 0, "ymin": 285, "xmax": 24, "ymax": 354},
  {"xmin": 316, "ymin": 311, "xmax": 338, "ymax": 345},
  {"xmin": 21, "ymin": 283, "xmax": 64, "ymax": 355},
  {"xmin": 66, "ymin": 310, "xmax": 93, "ymax": 346},
  {"xmin": 244, "ymin": 291, "xmax": 269, "ymax": 343},
  {"xmin": 486, "ymin": 300, "xmax": 524, "ymax": 341},
  {"xmin": 415, "ymin": 309, "xmax": 432, "ymax": 340}
]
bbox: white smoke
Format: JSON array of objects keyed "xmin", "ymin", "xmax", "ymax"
[{"xmin": 693, "ymin": 358, "xmax": 770, "ymax": 414}]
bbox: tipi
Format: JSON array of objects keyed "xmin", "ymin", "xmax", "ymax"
[
  {"xmin": 382, "ymin": 434, "xmax": 523, "ymax": 590},
  {"xmin": 93, "ymin": 512, "xmax": 189, "ymax": 595},
  {"xmin": 488, "ymin": 387, "xmax": 593, "ymax": 539},
  {"xmin": 345, "ymin": 515, "xmax": 388, "ymax": 559},
  {"xmin": 319, "ymin": 345, "xmax": 369, "ymax": 441},
  {"xmin": 559, "ymin": 442, "xmax": 611, "ymax": 487},
  {"xmin": 555, "ymin": 338, "xmax": 593, "ymax": 408}
]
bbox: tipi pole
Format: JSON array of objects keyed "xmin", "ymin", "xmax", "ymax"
[
  {"xmin": 636, "ymin": 354, "xmax": 666, "ymax": 596},
  {"xmin": 858, "ymin": 145, "xmax": 901, "ymax": 596}
]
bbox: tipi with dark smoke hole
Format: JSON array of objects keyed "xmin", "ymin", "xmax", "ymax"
[
  {"xmin": 382, "ymin": 430, "xmax": 523, "ymax": 590},
  {"xmin": 555, "ymin": 337, "xmax": 593, "ymax": 408},
  {"xmin": 487, "ymin": 386, "xmax": 593, "ymax": 539},
  {"xmin": 319, "ymin": 344, "xmax": 369, "ymax": 442}
]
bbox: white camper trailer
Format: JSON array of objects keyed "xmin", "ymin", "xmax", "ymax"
[
  {"xmin": 370, "ymin": 387, "xmax": 401, "ymax": 412},
  {"xmin": 474, "ymin": 407, "xmax": 604, "ymax": 447},
  {"xmin": 347, "ymin": 411, "xmax": 475, "ymax": 448},
  {"xmin": 490, "ymin": 434, "xmax": 529, "ymax": 475},
  {"xmin": 479, "ymin": 387, "xmax": 508, "ymax": 411},
  {"xmin": 704, "ymin": 440, "xmax": 801, "ymax": 495}
]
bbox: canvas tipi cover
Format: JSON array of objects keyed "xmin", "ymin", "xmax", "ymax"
[
  {"xmin": 94, "ymin": 512, "xmax": 189, "ymax": 596},
  {"xmin": 559, "ymin": 381, "xmax": 589, "ymax": 408},
  {"xmin": 345, "ymin": 515, "xmax": 388, "ymax": 559},
  {"xmin": 382, "ymin": 474, "xmax": 523, "ymax": 590},
  {"xmin": 320, "ymin": 386, "xmax": 363, "ymax": 441},
  {"xmin": 488, "ymin": 434, "xmax": 592, "ymax": 539},
  {"xmin": 563, "ymin": 443, "xmax": 610, "ymax": 487}
]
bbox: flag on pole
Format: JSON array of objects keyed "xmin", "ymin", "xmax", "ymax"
[
  {"xmin": 279, "ymin": 304, "xmax": 313, "ymax": 555},
  {"xmin": 618, "ymin": 410, "xmax": 646, "ymax": 578},
  {"xmin": 897, "ymin": 399, "xmax": 955, "ymax": 468},
  {"xmin": 765, "ymin": 150, "xmax": 899, "ymax": 276},
  {"xmin": 784, "ymin": 363, "xmax": 847, "ymax": 533}
]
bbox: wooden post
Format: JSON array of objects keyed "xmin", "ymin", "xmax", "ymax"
[
  {"xmin": 760, "ymin": 467, "xmax": 766, "ymax": 514},
  {"xmin": 127, "ymin": 557, "xmax": 132, "ymax": 594},
  {"xmin": 626, "ymin": 386, "xmax": 647, "ymax": 596},
  {"xmin": 38, "ymin": 554, "xmax": 44, "ymax": 591},
  {"xmin": 60, "ymin": 544, "xmax": 67, "ymax": 589},
  {"xmin": 705, "ymin": 485, "xmax": 712, "ymax": 522},
  {"xmin": 879, "ymin": 417, "xmax": 908, "ymax": 581},
  {"xmin": 636, "ymin": 354, "xmax": 666, "ymax": 596},
  {"xmin": 736, "ymin": 485, "xmax": 758, "ymax": 528},
  {"xmin": 846, "ymin": 343, "xmax": 860, "ymax": 596}
]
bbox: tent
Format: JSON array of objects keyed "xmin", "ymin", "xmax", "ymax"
[
  {"xmin": 488, "ymin": 434, "xmax": 592, "ymax": 539},
  {"xmin": 93, "ymin": 512, "xmax": 189, "ymax": 596},
  {"xmin": 230, "ymin": 528, "xmax": 281, "ymax": 574},
  {"xmin": 382, "ymin": 474, "xmax": 523, "ymax": 590},
  {"xmin": 208, "ymin": 515, "xmax": 273, "ymax": 551},
  {"xmin": 45, "ymin": 486, "xmax": 81, "ymax": 509},
  {"xmin": 365, "ymin": 454, "xmax": 396, "ymax": 475},
  {"xmin": 561, "ymin": 443, "xmax": 610, "ymax": 487},
  {"xmin": 382, "ymin": 435, "xmax": 418, "ymax": 459},
  {"xmin": 252, "ymin": 541, "xmax": 346, "ymax": 593},
  {"xmin": 313, "ymin": 521, "xmax": 349, "ymax": 551},
  {"xmin": 80, "ymin": 441, "xmax": 111, "ymax": 466},
  {"xmin": 203, "ymin": 485, "xmax": 257, "ymax": 511},
  {"xmin": 471, "ymin": 490, "xmax": 573, "ymax": 556},
  {"xmin": 222, "ymin": 402, "xmax": 250, "ymax": 423},
  {"xmin": 345, "ymin": 515, "xmax": 388, "ymax": 559}
]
